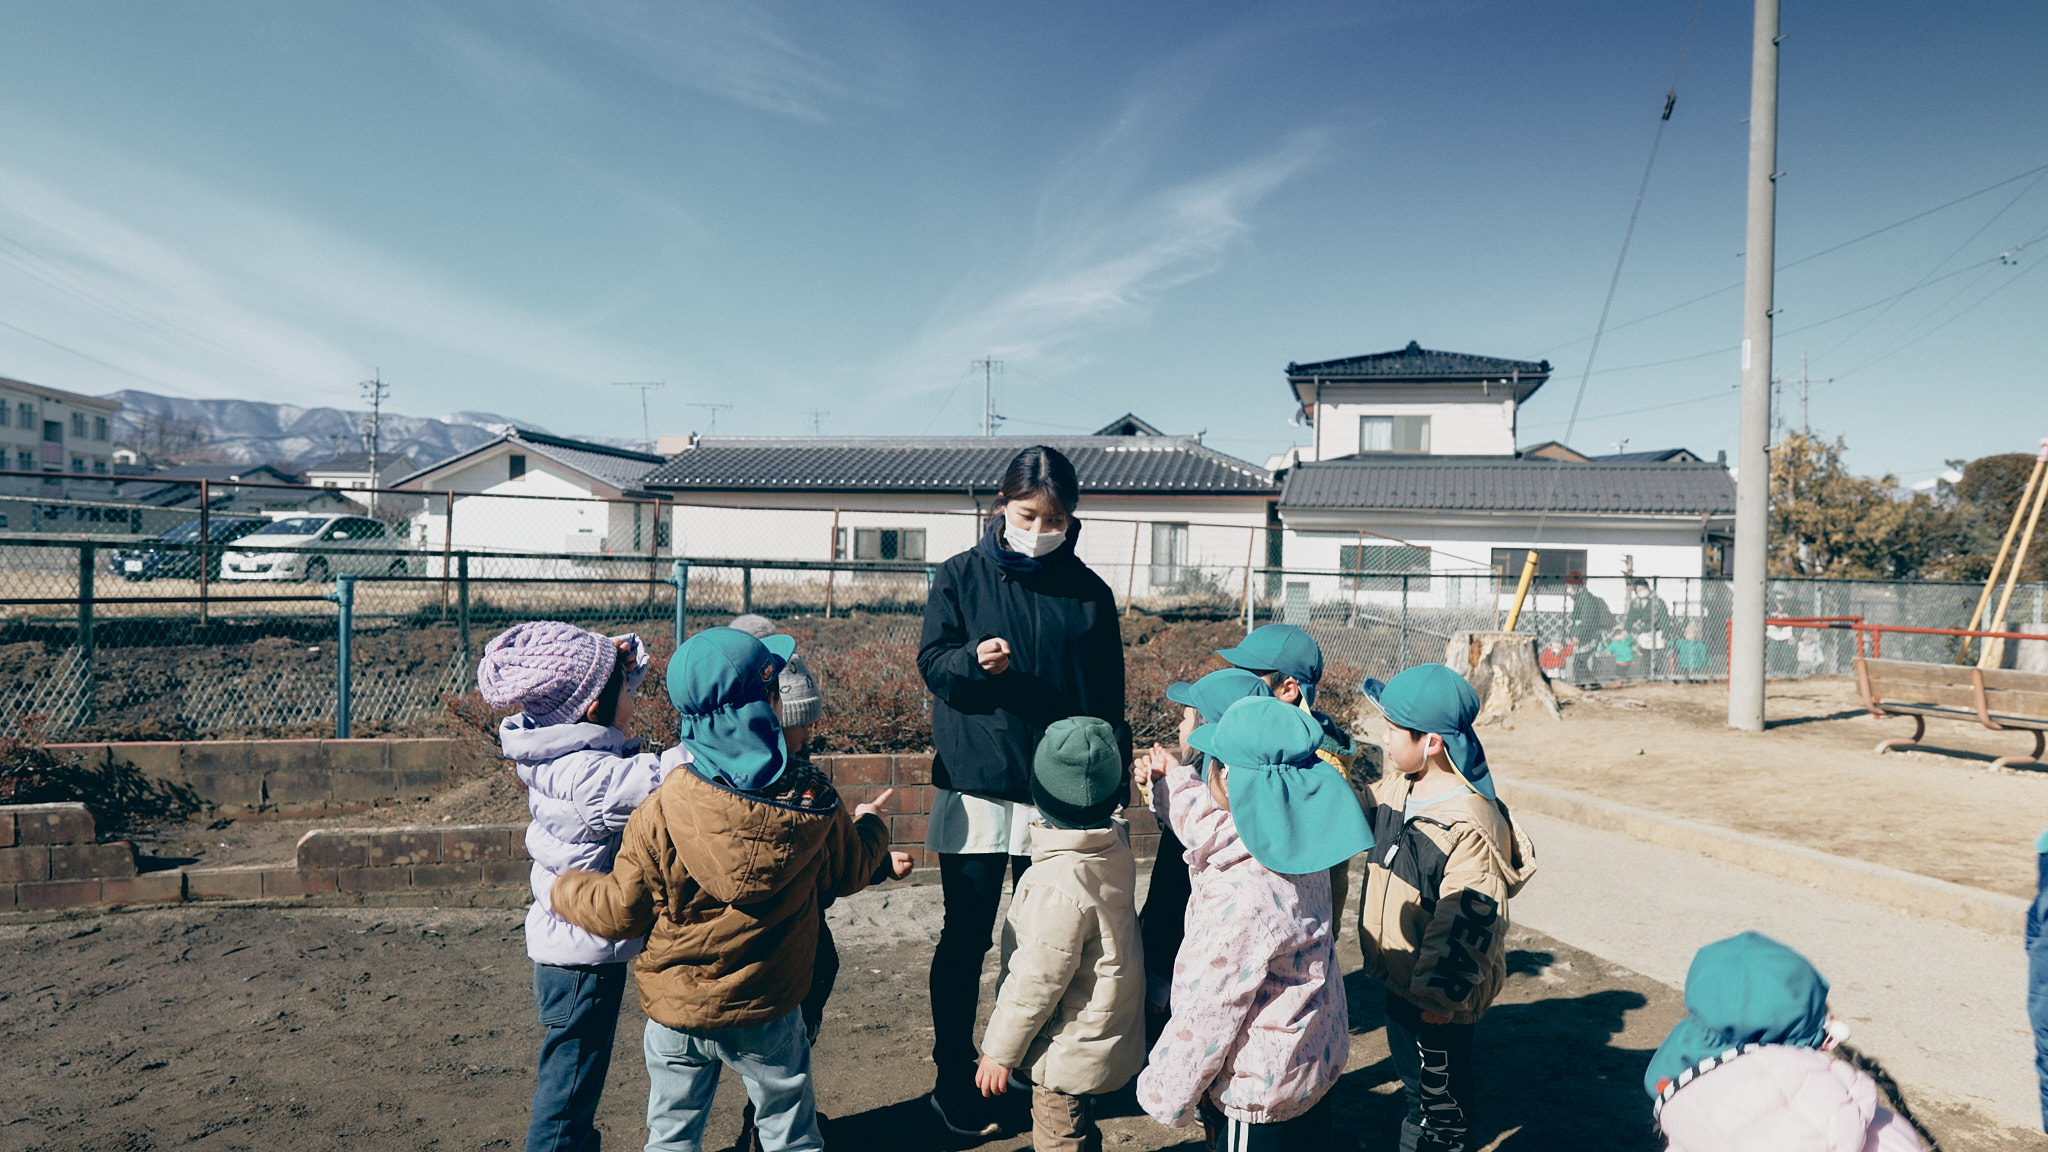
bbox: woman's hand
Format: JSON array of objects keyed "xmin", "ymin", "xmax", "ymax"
[
  {"xmin": 974, "ymin": 1055, "xmax": 1011, "ymax": 1097},
  {"xmin": 975, "ymin": 637, "xmax": 1012, "ymax": 675}
]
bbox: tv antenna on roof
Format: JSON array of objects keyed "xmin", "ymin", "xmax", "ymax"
[
  {"xmin": 972, "ymin": 357, "xmax": 1004, "ymax": 436},
  {"xmin": 612, "ymin": 382, "xmax": 665, "ymax": 450},
  {"xmin": 806, "ymin": 409, "xmax": 829, "ymax": 435},
  {"xmin": 688, "ymin": 402, "xmax": 734, "ymax": 436}
]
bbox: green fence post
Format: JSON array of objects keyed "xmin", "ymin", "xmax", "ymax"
[
  {"xmin": 77, "ymin": 542, "xmax": 95, "ymax": 728},
  {"xmin": 741, "ymin": 566, "xmax": 752, "ymax": 615},
  {"xmin": 333, "ymin": 574, "xmax": 355, "ymax": 739},
  {"xmin": 457, "ymin": 553, "xmax": 471, "ymax": 689},
  {"xmin": 671, "ymin": 559, "xmax": 691, "ymax": 648}
]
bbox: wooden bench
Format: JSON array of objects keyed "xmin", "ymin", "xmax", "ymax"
[{"xmin": 1853, "ymin": 657, "xmax": 2048, "ymax": 769}]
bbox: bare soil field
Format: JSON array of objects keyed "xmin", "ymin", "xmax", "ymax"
[
  {"xmin": 1482, "ymin": 677, "xmax": 2048, "ymax": 899},
  {"xmin": 4, "ymin": 885, "xmax": 2033, "ymax": 1152}
]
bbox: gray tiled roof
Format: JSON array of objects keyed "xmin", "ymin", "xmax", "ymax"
[
  {"xmin": 1287, "ymin": 341, "xmax": 1550, "ymax": 381},
  {"xmin": 1593, "ymin": 448, "xmax": 1702, "ymax": 463},
  {"xmin": 642, "ymin": 436, "xmax": 1275, "ymax": 494},
  {"xmin": 1280, "ymin": 455, "xmax": 1735, "ymax": 515}
]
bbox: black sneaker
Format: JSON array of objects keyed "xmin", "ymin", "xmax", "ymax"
[{"xmin": 926, "ymin": 1084, "xmax": 1000, "ymax": 1139}]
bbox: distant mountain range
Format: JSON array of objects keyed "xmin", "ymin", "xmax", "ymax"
[{"xmin": 103, "ymin": 390, "xmax": 639, "ymax": 470}]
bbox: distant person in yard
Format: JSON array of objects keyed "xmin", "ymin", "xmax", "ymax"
[
  {"xmin": 1137, "ymin": 668, "xmax": 1271, "ymax": 1042},
  {"xmin": 1623, "ymin": 578, "xmax": 1673, "ymax": 679},
  {"xmin": 1565, "ymin": 575, "xmax": 1614, "ymax": 682},
  {"xmin": 479, "ymin": 621, "xmax": 675, "ymax": 1152},
  {"xmin": 1133, "ymin": 695, "xmax": 1370, "ymax": 1150},
  {"xmin": 1648, "ymin": 931, "xmax": 1935, "ymax": 1151},
  {"xmin": 974, "ymin": 716, "xmax": 1146, "ymax": 1152},
  {"xmin": 916, "ymin": 444, "xmax": 1129, "ymax": 1139},
  {"xmin": 1357, "ymin": 663, "xmax": 1537, "ymax": 1152},
  {"xmin": 550, "ymin": 627, "xmax": 905, "ymax": 1152}
]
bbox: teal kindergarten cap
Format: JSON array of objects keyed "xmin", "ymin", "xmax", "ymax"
[
  {"xmin": 667, "ymin": 627, "xmax": 798, "ymax": 792},
  {"xmin": 1215, "ymin": 624, "xmax": 1323, "ymax": 703},
  {"xmin": 1363, "ymin": 663, "xmax": 1495, "ymax": 800},
  {"xmin": 1186, "ymin": 696, "xmax": 1373, "ymax": 875},
  {"xmin": 1165, "ymin": 667, "xmax": 1273, "ymax": 723},
  {"xmin": 1643, "ymin": 932, "xmax": 1830, "ymax": 1099}
]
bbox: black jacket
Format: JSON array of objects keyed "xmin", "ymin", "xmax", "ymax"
[{"xmin": 917, "ymin": 532, "xmax": 1128, "ymax": 802}]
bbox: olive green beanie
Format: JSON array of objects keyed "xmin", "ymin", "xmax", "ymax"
[{"xmin": 1030, "ymin": 717, "xmax": 1125, "ymax": 830}]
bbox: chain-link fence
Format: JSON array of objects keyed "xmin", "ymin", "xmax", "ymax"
[{"xmin": 3, "ymin": 473, "xmax": 2044, "ymax": 737}]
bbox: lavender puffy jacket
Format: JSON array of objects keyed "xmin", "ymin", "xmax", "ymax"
[
  {"xmin": 1658, "ymin": 1045, "xmax": 1926, "ymax": 1152},
  {"xmin": 499, "ymin": 715, "xmax": 688, "ymax": 966}
]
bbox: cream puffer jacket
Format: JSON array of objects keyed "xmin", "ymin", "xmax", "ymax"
[
  {"xmin": 979, "ymin": 820, "xmax": 1147, "ymax": 1097},
  {"xmin": 1658, "ymin": 1045, "xmax": 1927, "ymax": 1151}
]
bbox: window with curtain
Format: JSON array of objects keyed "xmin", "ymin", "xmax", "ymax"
[
  {"xmin": 1358, "ymin": 415, "xmax": 1430, "ymax": 454},
  {"xmin": 1149, "ymin": 522, "xmax": 1189, "ymax": 585}
]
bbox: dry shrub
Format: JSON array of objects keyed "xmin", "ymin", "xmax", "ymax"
[{"xmin": 0, "ymin": 718, "xmax": 202, "ymax": 836}]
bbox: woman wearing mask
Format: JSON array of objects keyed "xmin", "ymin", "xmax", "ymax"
[{"xmin": 916, "ymin": 444, "xmax": 1130, "ymax": 1137}]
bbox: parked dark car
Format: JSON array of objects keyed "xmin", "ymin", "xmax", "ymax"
[{"xmin": 108, "ymin": 516, "xmax": 269, "ymax": 581}]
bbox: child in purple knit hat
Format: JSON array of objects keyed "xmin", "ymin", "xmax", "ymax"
[{"xmin": 479, "ymin": 620, "xmax": 689, "ymax": 1152}]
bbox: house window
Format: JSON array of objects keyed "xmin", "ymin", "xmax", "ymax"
[
  {"xmin": 93, "ymin": 416, "xmax": 108, "ymax": 442},
  {"xmin": 15, "ymin": 451, "xmax": 30, "ymax": 470},
  {"xmin": 1149, "ymin": 523, "xmax": 1189, "ymax": 585},
  {"xmin": 1340, "ymin": 544, "xmax": 1431, "ymax": 591},
  {"xmin": 70, "ymin": 457, "xmax": 85, "ymax": 474},
  {"xmin": 1704, "ymin": 538, "xmax": 1731, "ymax": 580},
  {"xmin": 508, "ymin": 454, "xmax": 526, "ymax": 480},
  {"xmin": 0, "ymin": 401, "xmax": 8, "ymax": 427},
  {"xmin": 92, "ymin": 460, "xmax": 107, "ymax": 474},
  {"xmin": 44, "ymin": 420, "xmax": 62, "ymax": 443},
  {"xmin": 1489, "ymin": 548, "xmax": 1588, "ymax": 589},
  {"xmin": 852, "ymin": 527, "xmax": 925, "ymax": 561},
  {"xmin": 18, "ymin": 403, "xmax": 33, "ymax": 429},
  {"xmin": 70, "ymin": 413, "xmax": 86, "ymax": 438},
  {"xmin": 1359, "ymin": 415, "xmax": 1430, "ymax": 454}
]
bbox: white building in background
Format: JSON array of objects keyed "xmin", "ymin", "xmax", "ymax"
[
  {"xmin": 302, "ymin": 452, "xmax": 418, "ymax": 509},
  {"xmin": 391, "ymin": 429, "xmax": 668, "ymax": 574},
  {"xmin": 1264, "ymin": 342, "xmax": 1736, "ymax": 616},
  {"xmin": 0, "ymin": 376, "xmax": 121, "ymax": 491},
  {"xmin": 641, "ymin": 418, "xmax": 1279, "ymax": 606}
]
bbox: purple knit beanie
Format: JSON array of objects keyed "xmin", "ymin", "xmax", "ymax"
[{"xmin": 478, "ymin": 621, "xmax": 646, "ymax": 726}]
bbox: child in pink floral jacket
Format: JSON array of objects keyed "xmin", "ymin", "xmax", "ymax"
[{"xmin": 1133, "ymin": 696, "xmax": 1373, "ymax": 1151}]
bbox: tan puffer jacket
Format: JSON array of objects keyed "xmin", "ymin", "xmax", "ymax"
[
  {"xmin": 980, "ymin": 820, "xmax": 1147, "ymax": 1097},
  {"xmin": 1357, "ymin": 775, "xmax": 1537, "ymax": 1025},
  {"xmin": 550, "ymin": 761, "xmax": 890, "ymax": 1031}
]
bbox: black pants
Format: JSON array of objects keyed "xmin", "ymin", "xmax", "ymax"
[
  {"xmin": 929, "ymin": 851, "xmax": 1031, "ymax": 1080},
  {"xmin": 1197, "ymin": 1093, "xmax": 1333, "ymax": 1151},
  {"xmin": 1139, "ymin": 827, "xmax": 1190, "ymax": 989},
  {"xmin": 802, "ymin": 918, "xmax": 839, "ymax": 1041},
  {"xmin": 1383, "ymin": 989, "xmax": 1477, "ymax": 1152}
]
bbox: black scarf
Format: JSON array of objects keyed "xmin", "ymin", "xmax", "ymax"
[{"xmin": 977, "ymin": 514, "xmax": 1082, "ymax": 577}]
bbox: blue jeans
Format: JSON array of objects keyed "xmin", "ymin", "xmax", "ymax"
[
  {"xmin": 526, "ymin": 962, "xmax": 629, "ymax": 1152},
  {"xmin": 642, "ymin": 1008, "xmax": 821, "ymax": 1152}
]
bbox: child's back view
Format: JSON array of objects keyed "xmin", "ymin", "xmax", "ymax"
[
  {"xmin": 1136, "ymin": 696, "xmax": 1372, "ymax": 1151},
  {"xmin": 974, "ymin": 716, "xmax": 1146, "ymax": 1152},
  {"xmin": 550, "ymin": 627, "xmax": 895, "ymax": 1152},
  {"xmin": 480, "ymin": 621, "xmax": 674, "ymax": 1152},
  {"xmin": 1649, "ymin": 932, "xmax": 1934, "ymax": 1151}
]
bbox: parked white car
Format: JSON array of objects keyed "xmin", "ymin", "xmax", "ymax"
[{"xmin": 218, "ymin": 514, "xmax": 411, "ymax": 582}]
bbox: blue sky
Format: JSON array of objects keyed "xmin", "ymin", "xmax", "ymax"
[{"xmin": 0, "ymin": 1, "xmax": 2041, "ymax": 483}]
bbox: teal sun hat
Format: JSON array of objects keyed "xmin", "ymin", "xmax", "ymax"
[
  {"xmin": 1215, "ymin": 624, "xmax": 1323, "ymax": 704},
  {"xmin": 1643, "ymin": 931, "xmax": 1830, "ymax": 1099},
  {"xmin": 1362, "ymin": 663, "xmax": 1495, "ymax": 800},
  {"xmin": 1186, "ymin": 695, "xmax": 1373, "ymax": 875},
  {"xmin": 1166, "ymin": 667, "xmax": 1274, "ymax": 724},
  {"xmin": 667, "ymin": 626, "xmax": 799, "ymax": 792}
]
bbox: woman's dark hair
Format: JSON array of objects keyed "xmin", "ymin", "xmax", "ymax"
[
  {"xmin": 1838, "ymin": 1046, "xmax": 1941, "ymax": 1151},
  {"xmin": 587, "ymin": 644, "xmax": 633, "ymax": 729},
  {"xmin": 997, "ymin": 446, "xmax": 1079, "ymax": 514}
]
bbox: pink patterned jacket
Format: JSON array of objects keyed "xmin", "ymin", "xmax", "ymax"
[{"xmin": 1134, "ymin": 760, "xmax": 1349, "ymax": 1127}]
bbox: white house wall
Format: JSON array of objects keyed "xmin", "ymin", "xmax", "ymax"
[
  {"xmin": 1308, "ymin": 384, "xmax": 1518, "ymax": 459},
  {"xmin": 406, "ymin": 447, "xmax": 651, "ymax": 575}
]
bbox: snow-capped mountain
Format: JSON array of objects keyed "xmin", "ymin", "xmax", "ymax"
[{"xmin": 105, "ymin": 390, "xmax": 538, "ymax": 469}]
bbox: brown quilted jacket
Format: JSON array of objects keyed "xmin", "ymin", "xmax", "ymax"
[{"xmin": 550, "ymin": 760, "xmax": 891, "ymax": 1031}]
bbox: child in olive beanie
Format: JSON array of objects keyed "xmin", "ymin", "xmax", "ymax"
[{"xmin": 1031, "ymin": 715, "xmax": 1126, "ymax": 830}]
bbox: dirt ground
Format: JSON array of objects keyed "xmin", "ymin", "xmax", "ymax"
[
  {"xmin": 1482, "ymin": 677, "xmax": 2048, "ymax": 900},
  {"xmin": 3, "ymin": 882, "xmax": 2034, "ymax": 1152}
]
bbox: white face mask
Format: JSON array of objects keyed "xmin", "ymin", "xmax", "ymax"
[{"xmin": 1004, "ymin": 522, "xmax": 1067, "ymax": 557}]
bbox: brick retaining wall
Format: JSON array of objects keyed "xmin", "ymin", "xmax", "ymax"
[{"xmin": 45, "ymin": 739, "xmax": 463, "ymax": 816}]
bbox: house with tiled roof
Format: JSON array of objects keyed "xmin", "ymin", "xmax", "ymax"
[
  {"xmin": 392, "ymin": 429, "xmax": 668, "ymax": 567},
  {"xmin": 1266, "ymin": 343, "xmax": 1735, "ymax": 619},
  {"xmin": 639, "ymin": 429, "xmax": 1276, "ymax": 591}
]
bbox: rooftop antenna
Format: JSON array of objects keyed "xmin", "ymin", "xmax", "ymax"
[
  {"xmin": 613, "ymin": 382, "xmax": 665, "ymax": 450},
  {"xmin": 360, "ymin": 369, "xmax": 388, "ymax": 517},
  {"xmin": 1610, "ymin": 438, "xmax": 1630, "ymax": 455},
  {"xmin": 1792, "ymin": 351, "xmax": 1829, "ymax": 432},
  {"xmin": 806, "ymin": 409, "xmax": 829, "ymax": 435},
  {"xmin": 973, "ymin": 357, "xmax": 1004, "ymax": 436},
  {"xmin": 687, "ymin": 402, "xmax": 733, "ymax": 436}
]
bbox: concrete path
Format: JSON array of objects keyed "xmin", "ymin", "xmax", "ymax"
[{"xmin": 1511, "ymin": 810, "xmax": 2039, "ymax": 1130}]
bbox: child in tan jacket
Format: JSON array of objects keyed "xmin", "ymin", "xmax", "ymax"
[{"xmin": 974, "ymin": 716, "xmax": 1146, "ymax": 1152}]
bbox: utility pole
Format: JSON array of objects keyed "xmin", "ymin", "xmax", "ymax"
[
  {"xmin": 806, "ymin": 409, "xmax": 829, "ymax": 435},
  {"xmin": 1793, "ymin": 351, "xmax": 1829, "ymax": 432},
  {"xmin": 1729, "ymin": 0, "xmax": 1779, "ymax": 734},
  {"xmin": 360, "ymin": 370, "xmax": 388, "ymax": 518},
  {"xmin": 687, "ymin": 403, "xmax": 733, "ymax": 436},
  {"xmin": 973, "ymin": 357, "xmax": 1004, "ymax": 436},
  {"xmin": 613, "ymin": 382, "xmax": 665, "ymax": 451}
]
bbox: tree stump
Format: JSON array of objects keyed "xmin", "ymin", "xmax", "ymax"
[{"xmin": 1445, "ymin": 632, "xmax": 1562, "ymax": 725}]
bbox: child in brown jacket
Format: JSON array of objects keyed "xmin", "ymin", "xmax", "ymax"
[
  {"xmin": 973, "ymin": 716, "xmax": 1146, "ymax": 1152},
  {"xmin": 551, "ymin": 626, "xmax": 904, "ymax": 1152}
]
